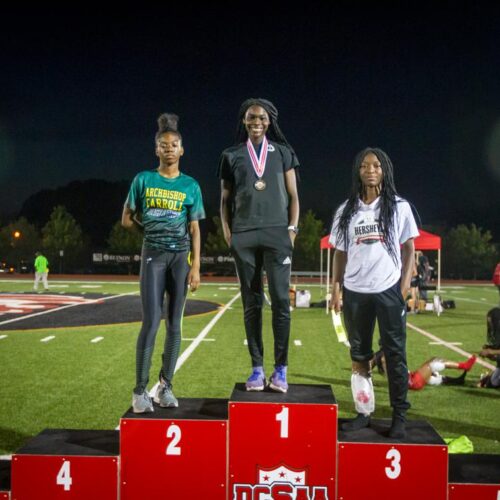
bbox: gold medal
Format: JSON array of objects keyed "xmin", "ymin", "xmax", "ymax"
[{"xmin": 254, "ymin": 179, "xmax": 267, "ymax": 191}]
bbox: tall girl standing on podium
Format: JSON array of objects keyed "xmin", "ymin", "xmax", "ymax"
[
  {"xmin": 330, "ymin": 147, "xmax": 418, "ymax": 439},
  {"xmin": 122, "ymin": 113, "xmax": 205, "ymax": 413}
]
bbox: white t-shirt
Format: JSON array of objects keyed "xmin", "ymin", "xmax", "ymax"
[{"xmin": 329, "ymin": 196, "xmax": 419, "ymax": 294}]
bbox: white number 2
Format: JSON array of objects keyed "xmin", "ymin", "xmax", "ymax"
[
  {"xmin": 276, "ymin": 407, "xmax": 289, "ymax": 438},
  {"xmin": 166, "ymin": 424, "xmax": 182, "ymax": 456},
  {"xmin": 385, "ymin": 449, "xmax": 401, "ymax": 479},
  {"xmin": 56, "ymin": 461, "xmax": 72, "ymax": 491}
]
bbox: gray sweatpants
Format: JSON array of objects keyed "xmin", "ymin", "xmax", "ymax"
[{"xmin": 134, "ymin": 246, "xmax": 190, "ymax": 395}]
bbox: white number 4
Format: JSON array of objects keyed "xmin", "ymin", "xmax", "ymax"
[
  {"xmin": 56, "ymin": 461, "xmax": 72, "ymax": 491},
  {"xmin": 385, "ymin": 449, "xmax": 401, "ymax": 479}
]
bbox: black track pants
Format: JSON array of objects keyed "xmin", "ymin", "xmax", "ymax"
[
  {"xmin": 343, "ymin": 282, "xmax": 411, "ymax": 416},
  {"xmin": 134, "ymin": 247, "xmax": 190, "ymax": 394},
  {"xmin": 231, "ymin": 227, "xmax": 293, "ymax": 368}
]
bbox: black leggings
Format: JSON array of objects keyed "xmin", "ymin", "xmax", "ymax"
[
  {"xmin": 231, "ymin": 227, "xmax": 293, "ymax": 368},
  {"xmin": 343, "ymin": 282, "xmax": 411, "ymax": 415},
  {"xmin": 134, "ymin": 247, "xmax": 190, "ymax": 394}
]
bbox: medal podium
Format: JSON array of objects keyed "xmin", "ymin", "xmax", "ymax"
[
  {"xmin": 337, "ymin": 419, "xmax": 448, "ymax": 500},
  {"xmin": 448, "ymin": 453, "xmax": 500, "ymax": 499},
  {"xmin": 120, "ymin": 398, "xmax": 228, "ymax": 499},
  {"xmin": 229, "ymin": 383, "xmax": 337, "ymax": 500},
  {"xmin": 0, "ymin": 459, "xmax": 10, "ymax": 500},
  {"xmin": 10, "ymin": 429, "xmax": 119, "ymax": 499},
  {"xmin": 6, "ymin": 386, "xmax": 500, "ymax": 499}
]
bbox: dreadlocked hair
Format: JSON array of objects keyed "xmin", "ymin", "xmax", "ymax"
[
  {"xmin": 155, "ymin": 113, "xmax": 182, "ymax": 143},
  {"xmin": 234, "ymin": 98, "xmax": 292, "ymax": 148},
  {"xmin": 334, "ymin": 147, "xmax": 400, "ymax": 263}
]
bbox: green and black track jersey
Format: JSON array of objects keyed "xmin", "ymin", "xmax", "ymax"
[
  {"xmin": 125, "ymin": 170, "xmax": 205, "ymax": 252},
  {"xmin": 217, "ymin": 140, "xmax": 299, "ymax": 232}
]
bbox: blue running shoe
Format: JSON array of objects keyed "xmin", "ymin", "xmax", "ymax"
[
  {"xmin": 246, "ymin": 367, "xmax": 266, "ymax": 391},
  {"xmin": 269, "ymin": 365, "xmax": 288, "ymax": 393}
]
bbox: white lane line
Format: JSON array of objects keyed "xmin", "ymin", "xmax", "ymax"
[
  {"xmin": 91, "ymin": 337, "xmax": 104, "ymax": 343},
  {"xmin": 294, "ymin": 340, "xmax": 302, "ymax": 346},
  {"xmin": 149, "ymin": 292, "xmax": 241, "ymax": 396},
  {"xmin": 446, "ymin": 296, "xmax": 497, "ymax": 307},
  {"xmin": 407, "ymin": 322, "xmax": 495, "ymax": 370},
  {"xmin": 181, "ymin": 338, "xmax": 215, "ymax": 342},
  {"xmin": 0, "ymin": 292, "xmax": 138, "ymax": 327},
  {"xmin": 40, "ymin": 336, "xmax": 55, "ymax": 343},
  {"xmin": 429, "ymin": 341, "xmax": 462, "ymax": 346},
  {"xmin": 0, "ymin": 335, "xmax": 7, "ymax": 340}
]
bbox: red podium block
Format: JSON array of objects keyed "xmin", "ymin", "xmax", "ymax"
[
  {"xmin": 448, "ymin": 453, "xmax": 500, "ymax": 499},
  {"xmin": 0, "ymin": 459, "xmax": 10, "ymax": 500},
  {"xmin": 120, "ymin": 398, "xmax": 228, "ymax": 500},
  {"xmin": 229, "ymin": 384, "xmax": 337, "ymax": 500},
  {"xmin": 11, "ymin": 429, "xmax": 119, "ymax": 500},
  {"xmin": 337, "ymin": 419, "xmax": 448, "ymax": 500}
]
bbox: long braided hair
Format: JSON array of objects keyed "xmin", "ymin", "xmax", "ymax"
[
  {"xmin": 334, "ymin": 147, "xmax": 400, "ymax": 263},
  {"xmin": 234, "ymin": 98, "xmax": 292, "ymax": 148}
]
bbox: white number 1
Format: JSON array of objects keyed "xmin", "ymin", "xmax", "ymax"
[
  {"xmin": 385, "ymin": 449, "xmax": 401, "ymax": 479},
  {"xmin": 276, "ymin": 407, "xmax": 289, "ymax": 438},
  {"xmin": 166, "ymin": 424, "xmax": 182, "ymax": 456},
  {"xmin": 56, "ymin": 461, "xmax": 72, "ymax": 491}
]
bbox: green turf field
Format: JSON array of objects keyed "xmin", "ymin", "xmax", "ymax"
[{"xmin": 0, "ymin": 278, "xmax": 499, "ymax": 455}]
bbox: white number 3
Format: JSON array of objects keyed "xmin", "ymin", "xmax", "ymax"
[
  {"xmin": 385, "ymin": 449, "xmax": 401, "ymax": 479},
  {"xmin": 56, "ymin": 461, "xmax": 72, "ymax": 491}
]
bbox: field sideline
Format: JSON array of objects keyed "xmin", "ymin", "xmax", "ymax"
[{"xmin": 0, "ymin": 277, "xmax": 499, "ymax": 456}]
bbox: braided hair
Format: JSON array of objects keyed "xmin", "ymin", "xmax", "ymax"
[
  {"xmin": 334, "ymin": 147, "xmax": 400, "ymax": 263},
  {"xmin": 234, "ymin": 98, "xmax": 291, "ymax": 147},
  {"xmin": 155, "ymin": 113, "xmax": 182, "ymax": 143}
]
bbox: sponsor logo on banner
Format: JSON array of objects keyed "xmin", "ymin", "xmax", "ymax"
[{"xmin": 233, "ymin": 464, "xmax": 329, "ymax": 499}]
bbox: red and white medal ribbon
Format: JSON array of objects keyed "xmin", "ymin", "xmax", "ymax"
[{"xmin": 246, "ymin": 136, "xmax": 268, "ymax": 179}]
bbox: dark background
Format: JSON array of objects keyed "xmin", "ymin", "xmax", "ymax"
[{"xmin": 1, "ymin": 2, "xmax": 500, "ymax": 244}]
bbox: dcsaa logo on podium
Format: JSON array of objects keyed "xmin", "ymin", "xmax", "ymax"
[{"xmin": 233, "ymin": 464, "xmax": 329, "ymax": 500}]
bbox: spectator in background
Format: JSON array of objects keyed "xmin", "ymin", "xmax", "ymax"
[
  {"xmin": 417, "ymin": 252, "xmax": 431, "ymax": 301},
  {"xmin": 493, "ymin": 263, "xmax": 500, "ymax": 305},
  {"xmin": 33, "ymin": 251, "xmax": 49, "ymax": 292},
  {"xmin": 478, "ymin": 307, "xmax": 500, "ymax": 388}
]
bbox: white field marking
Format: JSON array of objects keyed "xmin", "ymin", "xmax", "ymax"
[
  {"xmin": 429, "ymin": 341, "xmax": 462, "ymax": 346},
  {"xmin": 91, "ymin": 337, "xmax": 104, "ymax": 343},
  {"xmin": 181, "ymin": 338, "xmax": 215, "ymax": 342},
  {"xmin": 244, "ymin": 339, "xmax": 248, "ymax": 346},
  {"xmin": 407, "ymin": 322, "xmax": 496, "ymax": 370},
  {"xmin": 0, "ymin": 335, "xmax": 7, "ymax": 340},
  {"xmin": 40, "ymin": 336, "xmax": 55, "ymax": 342},
  {"xmin": 149, "ymin": 292, "xmax": 241, "ymax": 396},
  {"xmin": 446, "ymin": 296, "xmax": 498, "ymax": 307},
  {"xmin": 0, "ymin": 292, "xmax": 138, "ymax": 327},
  {"xmin": 81, "ymin": 285, "xmax": 102, "ymax": 288},
  {"xmin": 442, "ymin": 286, "xmax": 466, "ymax": 289},
  {"xmin": 294, "ymin": 340, "xmax": 302, "ymax": 346},
  {"xmin": 218, "ymin": 287, "xmax": 228, "ymax": 290},
  {"xmin": 46, "ymin": 285, "xmax": 69, "ymax": 288}
]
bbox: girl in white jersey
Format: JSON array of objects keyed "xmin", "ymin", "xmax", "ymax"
[{"xmin": 330, "ymin": 147, "xmax": 419, "ymax": 439}]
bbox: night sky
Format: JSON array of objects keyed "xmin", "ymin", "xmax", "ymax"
[{"xmin": 1, "ymin": 3, "xmax": 500, "ymax": 238}]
